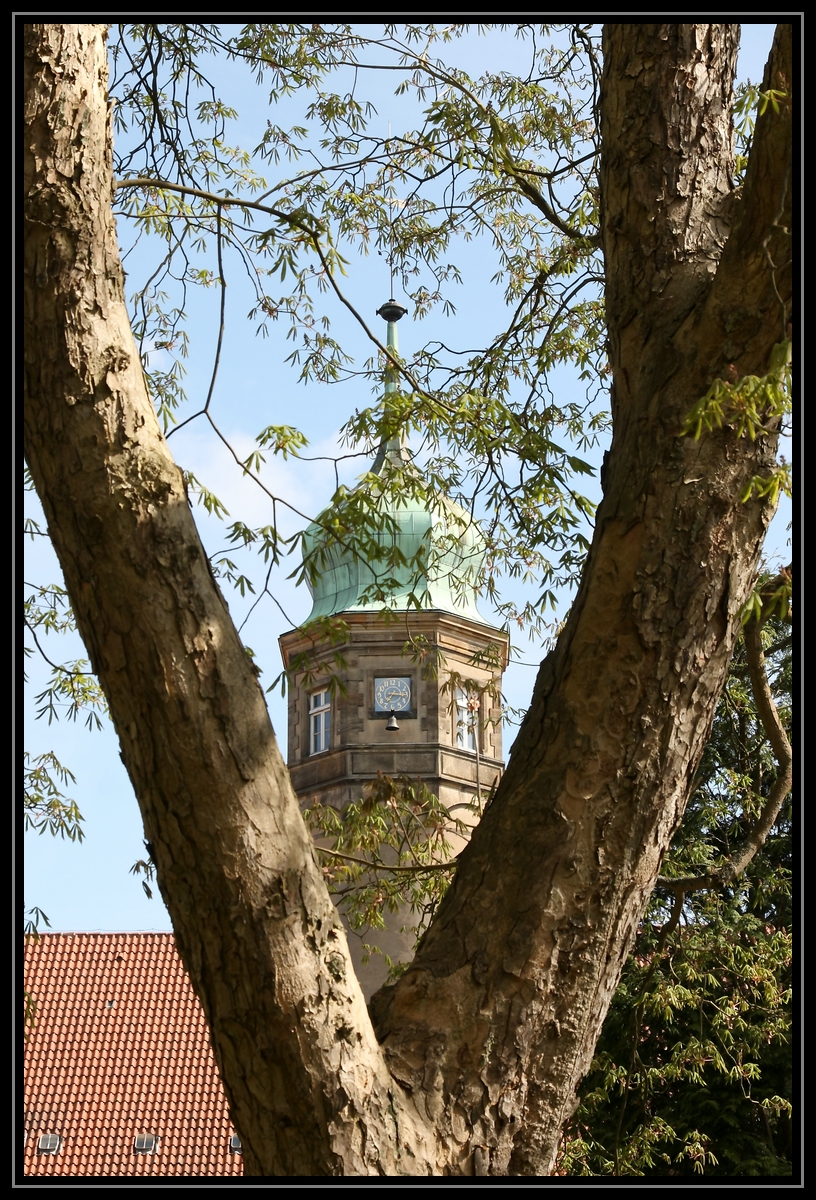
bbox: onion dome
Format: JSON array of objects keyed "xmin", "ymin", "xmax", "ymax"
[{"xmin": 301, "ymin": 300, "xmax": 488, "ymax": 624}]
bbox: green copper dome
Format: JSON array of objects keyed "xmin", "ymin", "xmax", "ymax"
[
  {"xmin": 301, "ymin": 302, "xmax": 489, "ymax": 625},
  {"xmin": 301, "ymin": 468, "xmax": 488, "ymax": 622}
]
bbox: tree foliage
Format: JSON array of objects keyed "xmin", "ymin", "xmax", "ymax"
[
  {"xmin": 104, "ymin": 22, "xmax": 615, "ymax": 628},
  {"xmin": 306, "ymin": 773, "xmax": 472, "ymax": 975},
  {"xmin": 561, "ymin": 610, "xmax": 792, "ymax": 1177}
]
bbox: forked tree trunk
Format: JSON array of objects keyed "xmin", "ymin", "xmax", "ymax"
[
  {"xmin": 23, "ymin": 23, "xmax": 434, "ymax": 1177},
  {"xmin": 24, "ymin": 22, "xmax": 790, "ymax": 1177}
]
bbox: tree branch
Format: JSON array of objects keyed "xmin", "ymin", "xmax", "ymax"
[
  {"xmin": 316, "ymin": 846, "xmax": 457, "ymax": 875},
  {"xmin": 708, "ymin": 24, "xmax": 792, "ymax": 351},
  {"xmin": 24, "ymin": 617, "xmax": 86, "ymax": 678},
  {"xmin": 115, "ymin": 175, "xmax": 441, "ymax": 404},
  {"xmin": 114, "ymin": 175, "xmax": 321, "ymax": 230},
  {"xmin": 657, "ymin": 568, "xmax": 792, "ymax": 895}
]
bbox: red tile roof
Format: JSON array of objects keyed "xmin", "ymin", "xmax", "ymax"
[{"xmin": 24, "ymin": 933, "xmax": 243, "ymax": 1177}]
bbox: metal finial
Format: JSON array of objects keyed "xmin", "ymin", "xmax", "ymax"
[{"xmin": 376, "ymin": 300, "xmax": 408, "ymax": 323}]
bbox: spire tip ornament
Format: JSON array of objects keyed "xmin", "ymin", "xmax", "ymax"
[{"xmin": 376, "ymin": 299, "xmax": 408, "ymax": 323}]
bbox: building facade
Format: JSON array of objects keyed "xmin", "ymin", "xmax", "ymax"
[{"xmin": 279, "ymin": 300, "xmax": 508, "ymax": 993}]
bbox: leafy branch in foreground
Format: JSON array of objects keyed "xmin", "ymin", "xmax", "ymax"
[
  {"xmin": 24, "ymin": 752, "xmax": 84, "ymax": 843},
  {"xmin": 130, "ymin": 841, "xmax": 158, "ymax": 901},
  {"xmin": 558, "ymin": 595, "xmax": 793, "ymax": 1178},
  {"xmin": 305, "ymin": 773, "xmax": 476, "ymax": 979},
  {"xmin": 23, "ymin": 909, "xmax": 52, "ymax": 1040},
  {"xmin": 682, "ymin": 339, "xmax": 791, "ymax": 445},
  {"xmin": 23, "ymin": 581, "xmax": 160, "ymax": 919},
  {"xmin": 106, "ymin": 23, "xmax": 611, "ymax": 634},
  {"xmin": 24, "ymin": 584, "xmax": 109, "ymax": 728},
  {"xmin": 658, "ymin": 568, "xmax": 792, "ymax": 896}
]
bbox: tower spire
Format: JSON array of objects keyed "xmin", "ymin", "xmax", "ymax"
[{"xmin": 372, "ymin": 298, "xmax": 409, "ymax": 473}]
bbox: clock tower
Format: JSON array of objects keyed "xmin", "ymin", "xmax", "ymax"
[{"xmin": 278, "ymin": 300, "xmax": 508, "ymax": 991}]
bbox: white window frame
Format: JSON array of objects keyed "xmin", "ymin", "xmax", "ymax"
[
  {"xmin": 309, "ymin": 689, "xmax": 331, "ymax": 755},
  {"xmin": 456, "ymin": 688, "xmax": 478, "ymax": 753}
]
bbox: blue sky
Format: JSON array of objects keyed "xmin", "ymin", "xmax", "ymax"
[{"xmin": 23, "ymin": 24, "xmax": 788, "ymax": 933}]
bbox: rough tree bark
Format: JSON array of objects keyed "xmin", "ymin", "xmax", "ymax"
[
  {"xmin": 23, "ymin": 23, "xmax": 434, "ymax": 1177},
  {"xmin": 24, "ymin": 23, "xmax": 791, "ymax": 1177},
  {"xmin": 370, "ymin": 24, "xmax": 791, "ymax": 1176}
]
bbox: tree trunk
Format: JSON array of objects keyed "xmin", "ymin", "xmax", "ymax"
[
  {"xmin": 369, "ymin": 23, "xmax": 791, "ymax": 1175},
  {"xmin": 23, "ymin": 23, "xmax": 434, "ymax": 1177},
  {"xmin": 24, "ymin": 22, "xmax": 790, "ymax": 1177}
]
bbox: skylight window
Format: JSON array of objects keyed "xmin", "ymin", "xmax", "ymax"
[
  {"xmin": 134, "ymin": 1133, "xmax": 158, "ymax": 1154},
  {"xmin": 37, "ymin": 1133, "xmax": 61, "ymax": 1154},
  {"xmin": 229, "ymin": 1134, "xmax": 242, "ymax": 1154}
]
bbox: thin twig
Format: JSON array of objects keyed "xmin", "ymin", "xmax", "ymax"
[
  {"xmin": 316, "ymin": 845, "xmax": 457, "ymax": 874},
  {"xmin": 24, "ymin": 618, "xmax": 85, "ymax": 678}
]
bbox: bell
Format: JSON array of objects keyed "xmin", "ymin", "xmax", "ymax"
[{"xmin": 385, "ymin": 711, "xmax": 400, "ymax": 732}]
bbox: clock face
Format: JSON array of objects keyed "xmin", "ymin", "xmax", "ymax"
[{"xmin": 374, "ymin": 676, "xmax": 412, "ymax": 713}]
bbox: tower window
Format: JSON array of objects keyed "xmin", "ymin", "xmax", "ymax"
[
  {"xmin": 309, "ymin": 689, "xmax": 331, "ymax": 755},
  {"xmin": 456, "ymin": 689, "xmax": 479, "ymax": 753}
]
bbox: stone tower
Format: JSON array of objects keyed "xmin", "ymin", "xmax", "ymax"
[{"xmin": 278, "ymin": 300, "xmax": 508, "ymax": 992}]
